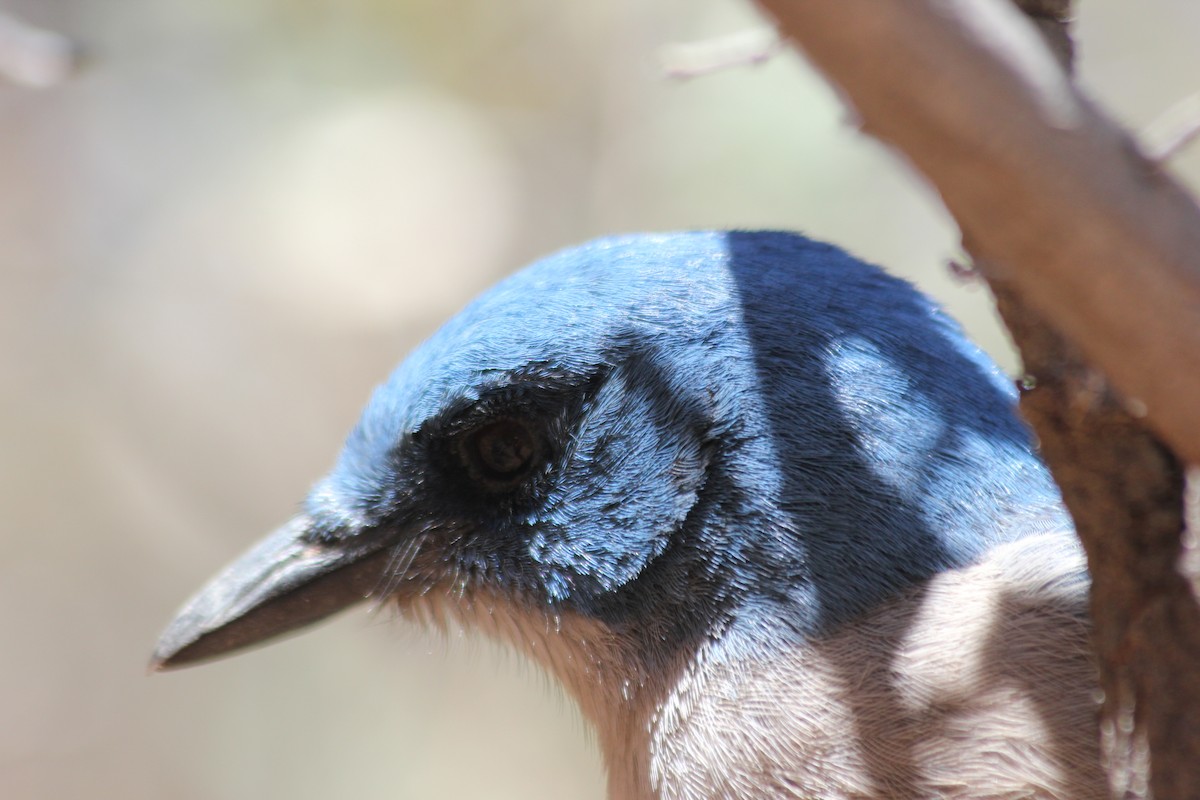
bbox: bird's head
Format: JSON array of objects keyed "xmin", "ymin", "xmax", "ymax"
[{"xmin": 154, "ymin": 231, "xmax": 1065, "ymax": 692}]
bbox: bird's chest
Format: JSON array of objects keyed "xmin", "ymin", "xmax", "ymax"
[{"xmin": 610, "ymin": 550, "xmax": 1104, "ymax": 800}]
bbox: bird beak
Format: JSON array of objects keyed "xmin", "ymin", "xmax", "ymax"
[{"xmin": 151, "ymin": 514, "xmax": 394, "ymax": 671}]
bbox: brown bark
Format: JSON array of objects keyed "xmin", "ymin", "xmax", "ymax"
[{"xmin": 751, "ymin": 0, "xmax": 1200, "ymax": 796}]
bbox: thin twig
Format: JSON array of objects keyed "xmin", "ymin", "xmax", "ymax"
[
  {"xmin": 660, "ymin": 29, "xmax": 780, "ymax": 80},
  {"xmin": 0, "ymin": 12, "xmax": 80, "ymax": 88}
]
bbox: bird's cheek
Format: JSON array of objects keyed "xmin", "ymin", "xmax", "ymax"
[{"xmin": 522, "ymin": 444, "xmax": 707, "ymax": 598}]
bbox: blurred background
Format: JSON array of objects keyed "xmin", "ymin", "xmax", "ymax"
[{"xmin": 2, "ymin": 1, "xmax": 1198, "ymax": 798}]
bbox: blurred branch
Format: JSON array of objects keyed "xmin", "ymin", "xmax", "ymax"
[
  {"xmin": 1143, "ymin": 93, "xmax": 1200, "ymax": 163},
  {"xmin": 659, "ymin": 29, "xmax": 779, "ymax": 80},
  {"xmin": 0, "ymin": 12, "xmax": 79, "ymax": 88},
  {"xmin": 751, "ymin": 0, "xmax": 1200, "ymax": 796}
]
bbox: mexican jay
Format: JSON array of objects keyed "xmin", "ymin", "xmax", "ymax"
[{"xmin": 154, "ymin": 231, "xmax": 1104, "ymax": 799}]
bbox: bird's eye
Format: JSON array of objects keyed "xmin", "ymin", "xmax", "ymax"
[{"xmin": 461, "ymin": 418, "xmax": 541, "ymax": 488}]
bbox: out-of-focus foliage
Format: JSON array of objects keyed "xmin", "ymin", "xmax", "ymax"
[{"xmin": 1, "ymin": 1, "xmax": 1196, "ymax": 798}]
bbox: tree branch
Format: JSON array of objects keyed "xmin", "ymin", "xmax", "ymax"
[
  {"xmin": 751, "ymin": 0, "xmax": 1200, "ymax": 795},
  {"xmin": 753, "ymin": 0, "xmax": 1200, "ymax": 467}
]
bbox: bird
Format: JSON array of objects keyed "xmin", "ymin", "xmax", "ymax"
[{"xmin": 154, "ymin": 230, "xmax": 1106, "ymax": 799}]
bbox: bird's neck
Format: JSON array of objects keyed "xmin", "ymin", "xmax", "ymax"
[{"xmin": 408, "ymin": 584, "xmax": 681, "ymax": 798}]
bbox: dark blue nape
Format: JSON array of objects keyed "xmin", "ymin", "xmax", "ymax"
[
  {"xmin": 719, "ymin": 232, "xmax": 1065, "ymax": 641},
  {"xmin": 307, "ymin": 231, "xmax": 1066, "ymax": 653}
]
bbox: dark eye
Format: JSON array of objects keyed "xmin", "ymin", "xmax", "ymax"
[{"xmin": 461, "ymin": 418, "xmax": 541, "ymax": 488}]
